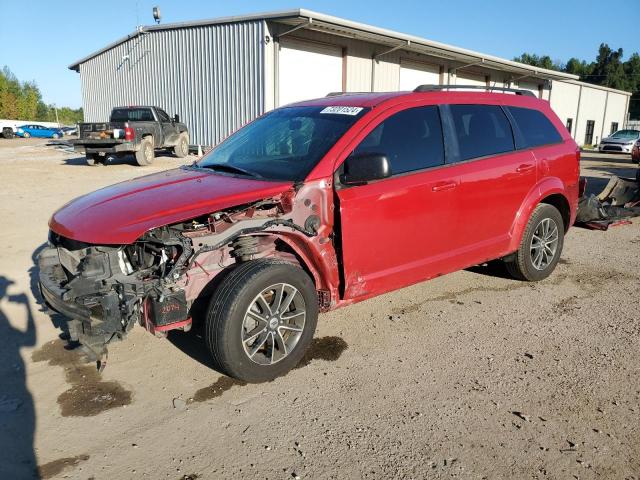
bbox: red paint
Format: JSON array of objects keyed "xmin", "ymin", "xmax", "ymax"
[
  {"xmin": 49, "ymin": 167, "xmax": 292, "ymax": 244},
  {"xmin": 50, "ymin": 90, "xmax": 579, "ymax": 310}
]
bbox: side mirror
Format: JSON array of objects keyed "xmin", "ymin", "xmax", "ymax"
[
  {"xmin": 173, "ymin": 114, "xmax": 180, "ymax": 123},
  {"xmin": 342, "ymin": 153, "xmax": 391, "ymax": 185}
]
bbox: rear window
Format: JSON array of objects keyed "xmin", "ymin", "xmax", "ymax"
[
  {"xmin": 352, "ymin": 105, "xmax": 444, "ymax": 175},
  {"xmin": 448, "ymin": 105, "xmax": 514, "ymax": 162},
  {"xmin": 110, "ymin": 108, "xmax": 155, "ymax": 122},
  {"xmin": 507, "ymin": 106, "xmax": 562, "ymax": 148}
]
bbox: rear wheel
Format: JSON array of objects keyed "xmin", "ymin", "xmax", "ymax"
[
  {"xmin": 205, "ymin": 259, "xmax": 318, "ymax": 382},
  {"xmin": 52, "ymin": 133, "xmax": 60, "ymax": 139},
  {"xmin": 174, "ymin": 133, "xmax": 189, "ymax": 158},
  {"xmin": 505, "ymin": 204, "xmax": 564, "ymax": 281},
  {"xmin": 135, "ymin": 137, "xmax": 155, "ymax": 166},
  {"xmin": 1, "ymin": 128, "xmax": 14, "ymax": 139}
]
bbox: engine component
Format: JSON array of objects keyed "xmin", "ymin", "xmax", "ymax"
[{"xmin": 148, "ymin": 291, "xmax": 188, "ymax": 326}]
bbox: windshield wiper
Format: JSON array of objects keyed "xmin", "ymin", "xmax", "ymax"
[{"xmin": 196, "ymin": 163, "xmax": 263, "ymax": 179}]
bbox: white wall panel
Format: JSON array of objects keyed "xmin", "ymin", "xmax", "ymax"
[
  {"xmin": 278, "ymin": 39, "xmax": 343, "ymax": 106},
  {"xmin": 399, "ymin": 59, "xmax": 440, "ymax": 91}
]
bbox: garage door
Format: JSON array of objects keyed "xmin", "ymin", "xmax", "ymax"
[
  {"xmin": 518, "ymin": 81, "xmax": 541, "ymax": 98},
  {"xmin": 399, "ymin": 60, "xmax": 440, "ymax": 91},
  {"xmin": 278, "ymin": 39, "xmax": 343, "ymax": 106},
  {"xmin": 457, "ymin": 72, "xmax": 487, "ymax": 88}
]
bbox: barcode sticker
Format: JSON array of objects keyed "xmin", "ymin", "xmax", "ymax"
[{"xmin": 320, "ymin": 106, "xmax": 364, "ymax": 115}]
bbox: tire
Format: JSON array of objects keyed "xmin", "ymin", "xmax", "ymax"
[
  {"xmin": 86, "ymin": 154, "xmax": 103, "ymax": 166},
  {"xmin": 174, "ymin": 133, "xmax": 189, "ymax": 158},
  {"xmin": 205, "ymin": 259, "xmax": 319, "ymax": 383},
  {"xmin": 505, "ymin": 203, "xmax": 564, "ymax": 282},
  {"xmin": 1, "ymin": 128, "xmax": 13, "ymax": 139},
  {"xmin": 52, "ymin": 133, "xmax": 60, "ymax": 139},
  {"xmin": 23, "ymin": 132, "xmax": 30, "ymax": 138},
  {"xmin": 135, "ymin": 137, "xmax": 155, "ymax": 166}
]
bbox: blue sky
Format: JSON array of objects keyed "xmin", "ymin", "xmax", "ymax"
[{"xmin": 1, "ymin": 0, "xmax": 637, "ymax": 108}]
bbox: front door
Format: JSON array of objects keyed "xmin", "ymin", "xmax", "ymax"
[
  {"xmin": 336, "ymin": 104, "xmax": 461, "ymax": 300},
  {"xmin": 157, "ymin": 108, "xmax": 179, "ymax": 146}
]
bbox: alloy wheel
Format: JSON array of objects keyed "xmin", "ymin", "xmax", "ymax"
[
  {"xmin": 241, "ymin": 283, "xmax": 306, "ymax": 365},
  {"xmin": 530, "ymin": 217, "xmax": 559, "ymax": 270}
]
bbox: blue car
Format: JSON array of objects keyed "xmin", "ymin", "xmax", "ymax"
[{"xmin": 16, "ymin": 124, "xmax": 64, "ymax": 139}]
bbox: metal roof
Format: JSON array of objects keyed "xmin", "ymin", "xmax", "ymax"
[{"xmin": 69, "ymin": 8, "xmax": 579, "ymax": 83}]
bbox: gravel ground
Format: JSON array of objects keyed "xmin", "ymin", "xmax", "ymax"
[{"xmin": 0, "ymin": 138, "xmax": 638, "ymax": 480}]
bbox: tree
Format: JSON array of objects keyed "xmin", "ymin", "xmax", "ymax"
[
  {"xmin": 0, "ymin": 66, "xmax": 83, "ymax": 124},
  {"xmin": 513, "ymin": 53, "xmax": 562, "ymax": 71},
  {"xmin": 514, "ymin": 45, "xmax": 640, "ymax": 119},
  {"xmin": 588, "ymin": 43, "xmax": 627, "ymax": 89}
]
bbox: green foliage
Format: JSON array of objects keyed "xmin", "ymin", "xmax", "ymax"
[
  {"xmin": 514, "ymin": 44, "xmax": 640, "ymax": 118},
  {"xmin": 0, "ymin": 66, "xmax": 83, "ymax": 125},
  {"xmin": 513, "ymin": 53, "xmax": 563, "ymax": 71}
]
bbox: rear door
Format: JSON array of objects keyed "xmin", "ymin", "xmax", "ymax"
[
  {"xmin": 442, "ymin": 103, "xmax": 535, "ymax": 260},
  {"xmin": 336, "ymin": 104, "xmax": 461, "ymax": 299}
]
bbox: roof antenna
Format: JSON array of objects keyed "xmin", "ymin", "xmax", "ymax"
[{"xmin": 153, "ymin": 6, "xmax": 162, "ymax": 24}]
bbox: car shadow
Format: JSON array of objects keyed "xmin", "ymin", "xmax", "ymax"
[
  {"xmin": 465, "ymin": 260, "xmax": 515, "ymax": 280},
  {"xmin": 62, "ymin": 153, "xmax": 186, "ymax": 167},
  {"xmin": 0, "ymin": 275, "xmax": 38, "ymax": 478}
]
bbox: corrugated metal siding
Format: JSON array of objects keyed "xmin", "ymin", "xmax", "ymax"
[{"xmin": 79, "ymin": 21, "xmax": 265, "ymax": 146}]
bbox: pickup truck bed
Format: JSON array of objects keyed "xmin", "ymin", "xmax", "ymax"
[{"xmin": 72, "ymin": 106, "xmax": 189, "ymax": 166}]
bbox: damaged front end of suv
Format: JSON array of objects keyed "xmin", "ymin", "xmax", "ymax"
[{"xmin": 38, "ymin": 186, "xmax": 332, "ymax": 365}]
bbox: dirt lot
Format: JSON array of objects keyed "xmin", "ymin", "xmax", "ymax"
[{"xmin": 0, "ymin": 138, "xmax": 638, "ymax": 479}]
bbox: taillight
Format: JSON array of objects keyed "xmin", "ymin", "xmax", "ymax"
[{"xmin": 125, "ymin": 123, "xmax": 134, "ymax": 141}]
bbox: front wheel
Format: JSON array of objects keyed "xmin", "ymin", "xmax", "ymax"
[
  {"xmin": 205, "ymin": 259, "xmax": 319, "ymax": 382},
  {"xmin": 23, "ymin": 132, "xmax": 31, "ymax": 138},
  {"xmin": 504, "ymin": 204, "xmax": 564, "ymax": 281}
]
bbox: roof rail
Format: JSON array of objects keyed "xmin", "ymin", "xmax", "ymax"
[
  {"xmin": 325, "ymin": 91, "xmax": 371, "ymax": 97},
  {"xmin": 413, "ymin": 84, "xmax": 536, "ymax": 97}
]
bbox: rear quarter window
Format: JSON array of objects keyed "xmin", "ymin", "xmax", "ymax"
[{"xmin": 507, "ymin": 106, "xmax": 563, "ymax": 148}]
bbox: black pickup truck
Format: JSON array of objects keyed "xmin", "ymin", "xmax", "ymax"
[{"xmin": 72, "ymin": 106, "xmax": 189, "ymax": 166}]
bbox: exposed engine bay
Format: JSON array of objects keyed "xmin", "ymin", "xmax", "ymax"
[{"xmin": 38, "ymin": 186, "xmax": 332, "ymax": 365}]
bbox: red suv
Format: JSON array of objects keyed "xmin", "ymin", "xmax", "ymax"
[{"xmin": 39, "ymin": 86, "xmax": 580, "ymax": 382}]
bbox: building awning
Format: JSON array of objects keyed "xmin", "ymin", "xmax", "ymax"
[{"xmin": 69, "ymin": 8, "xmax": 579, "ymax": 83}]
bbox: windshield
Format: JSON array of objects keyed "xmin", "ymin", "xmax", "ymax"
[
  {"xmin": 196, "ymin": 106, "xmax": 368, "ymax": 181},
  {"xmin": 610, "ymin": 130, "xmax": 640, "ymax": 139}
]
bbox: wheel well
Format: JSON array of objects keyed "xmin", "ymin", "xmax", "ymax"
[{"xmin": 540, "ymin": 194, "xmax": 570, "ymax": 232}]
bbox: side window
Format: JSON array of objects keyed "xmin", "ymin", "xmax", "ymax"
[
  {"xmin": 507, "ymin": 106, "xmax": 562, "ymax": 148},
  {"xmin": 352, "ymin": 105, "xmax": 444, "ymax": 175},
  {"xmin": 448, "ymin": 104, "xmax": 514, "ymax": 162},
  {"xmin": 157, "ymin": 109, "xmax": 170, "ymax": 122}
]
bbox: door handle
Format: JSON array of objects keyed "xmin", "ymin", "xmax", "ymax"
[
  {"xmin": 431, "ymin": 181, "xmax": 457, "ymax": 192},
  {"xmin": 516, "ymin": 164, "xmax": 535, "ymax": 173}
]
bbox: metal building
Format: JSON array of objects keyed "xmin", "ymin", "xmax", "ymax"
[{"xmin": 69, "ymin": 8, "xmax": 632, "ymax": 147}]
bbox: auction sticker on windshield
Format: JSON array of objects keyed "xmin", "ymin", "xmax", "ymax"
[{"xmin": 320, "ymin": 106, "xmax": 364, "ymax": 115}]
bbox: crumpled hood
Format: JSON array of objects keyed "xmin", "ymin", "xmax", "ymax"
[{"xmin": 50, "ymin": 167, "xmax": 293, "ymax": 244}]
